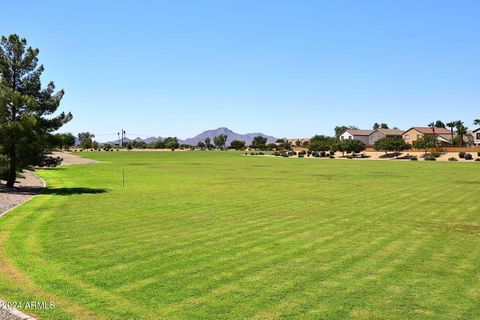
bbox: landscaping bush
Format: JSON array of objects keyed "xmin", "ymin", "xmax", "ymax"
[
  {"xmin": 298, "ymin": 154, "xmax": 304, "ymax": 158},
  {"xmin": 273, "ymin": 151, "xmax": 280, "ymax": 157},
  {"xmin": 430, "ymin": 152, "xmax": 441, "ymax": 158},
  {"xmin": 320, "ymin": 151, "xmax": 326, "ymax": 157},
  {"xmin": 410, "ymin": 156, "xmax": 418, "ymax": 161},
  {"xmin": 458, "ymin": 152, "xmax": 466, "ymax": 158},
  {"xmin": 311, "ymin": 151, "xmax": 319, "ymax": 157},
  {"xmin": 448, "ymin": 157, "xmax": 458, "ymax": 161},
  {"xmin": 475, "ymin": 158, "xmax": 480, "ymax": 162},
  {"xmin": 258, "ymin": 152, "xmax": 264, "ymax": 155},
  {"xmin": 298, "ymin": 150, "xmax": 306, "ymax": 156},
  {"xmin": 424, "ymin": 155, "xmax": 436, "ymax": 161},
  {"xmin": 464, "ymin": 153, "xmax": 473, "ymax": 160},
  {"xmin": 281, "ymin": 151, "xmax": 288, "ymax": 157},
  {"xmin": 478, "ymin": 152, "xmax": 480, "ymax": 157},
  {"xmin": 329, "ymin": 155, "xmax": 335, "ymax": 159}
]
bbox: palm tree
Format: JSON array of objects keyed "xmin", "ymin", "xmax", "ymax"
[
  {"xmin": 428, "ymin": 122, "xmax": 436, "ymax": 135},
  {"xmin": 446, "ymin": 121, "xmax": 456, "ymax": 146},
  {"xmin": 474, "ymin": 119, "xmax": 480, "ymax": 126},
  {"xmin": 455, "ymin": 121, "xmax": 468, "ymax": 147}
]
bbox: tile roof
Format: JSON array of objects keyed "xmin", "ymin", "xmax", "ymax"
[
  {"xmin": 346, "ymin": 130, "xmax": 375, "ymax": 136},
  {"xmin": 407, "ymin": 127, "xmax": 451, "ymax": 134},
  {"xmin": 374, "ymin": 129, "xmax": 404, "ymax": 135}
]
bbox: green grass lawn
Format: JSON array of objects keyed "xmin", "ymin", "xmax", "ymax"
[{"xmin": 1, "ymin": 151, "xmax": 480, "ymax": 319}]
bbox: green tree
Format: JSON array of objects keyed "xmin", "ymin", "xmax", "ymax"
[
  {"xmin": 275, "ymin": 139, "xmax": 291, "ymax": 150},
  {"xmin": 78, "ymin": 132, "xmax": 94, "ymax": 149},
  {"xmin": 204, "ymin": 137, "xmax": 213, "ymax": 149},
  {"xmin": 229, "ymin": 140, "xmax": 246, "ymax": 150},
  {"xmin": 163, "ymin": 137, "xmax": 179, "ymax": 150},
  {"xmin": 435, "ymin": 120, "xmax": 446, "ymax": 128},
  {"xmin": 446, "ymin": 121, "xmax": 456, "ymax": 145},
  {"xmin": 196, "ymin": 141, "xmax": 206, "ymax": 149},
  {"xmin": 126, "ymin": 142, "xmax": 133, "ymax": 150},
  {"xmin": 62, "ymin": 133, "xmax": 76, "ymax": 150},
  {"xmin": 455, "ymin": 121, "xmax": 468, "ymax": 147},
  {"xmin": 250, "ymin": 136, "xmax": 267, "ymax": 150},
  {"xmin": 474, "ymin": 119, "xmax": 480, "ymax": 126},
  {"xmin": 413, "ymin": 135, "xmax": 438, "ymax": 156},
  {"xmin": 0, "ymin": 35, "xmax": 72, "ymax": 186},
  {"xmin": 92, "ymin": 140, "xmax": 99, "ymax": 150},
  {"xmin": 373, "ymin": 123, "xmax": 380, "ymax": 130},
  {"xmin": 373, "ymin": 137, "xmax": 411, "ymax": 157},
  {"xmin": 213, "ymin": 134, "xmax": 228, "ymax": 150},
  {"xmin": 343, "ymin": 139, "xmax": 365, "ymax": 155},
  {"xmin": 308, "ymin": 135, "xmax": 337, "ymax": 152}
]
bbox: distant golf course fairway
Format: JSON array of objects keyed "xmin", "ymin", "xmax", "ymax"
[{"xmin": 1, "ymin": 152, "xmax": 480, "ymax": 319}]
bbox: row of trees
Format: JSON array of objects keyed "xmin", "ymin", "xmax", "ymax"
[{"xmin": 0, "ymin": 34, "xmax": 71, "ymax": 187}]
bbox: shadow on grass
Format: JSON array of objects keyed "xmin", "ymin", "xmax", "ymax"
[{"xmin": 42, "ymin": 187, "xmax": 108, "ymax": 196}]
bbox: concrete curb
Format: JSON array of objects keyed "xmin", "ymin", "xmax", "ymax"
[{"xmin": 0, "ymin": 300, "xmax": 37, "ymax": 319}]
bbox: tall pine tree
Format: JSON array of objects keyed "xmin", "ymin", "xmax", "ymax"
[{"xmin": 0, "ymin": 34, "xmax": 72, "ymax": 187}]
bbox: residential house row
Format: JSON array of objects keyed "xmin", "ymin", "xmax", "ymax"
[{"xmin": 339, "ymin": 127, "xmax": 480, "ymax": 147}]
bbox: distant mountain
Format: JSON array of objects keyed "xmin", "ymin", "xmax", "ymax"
[
  {"xmin": 96, "ymin": 128, "xmax": 276, "ymax": 146},
  {"xmin": 181, "ymin": 127, "xmax": 277, "ymax": 146}
]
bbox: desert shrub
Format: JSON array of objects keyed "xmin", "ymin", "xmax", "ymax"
[
  {"xmin": 287, "ymin": 151, "xmax": 296, "ymax": 157},
  {"xmin": 430, "ymin": 152, "xmax": 441, "ymax": 158},
  {"xmin": 312, "ymin": 151, "xmax": 319, "ymax": 157},
  {"xmin": 475, "ymin": 158, "xmax": 480, "ymax": 162},
  {"xmin": 258, "ymin": 152, "xmax": 264, "ymax": 155},
  {"xmin": 250, "ymin": 152, "xmax": 255, "ymax": 155},
  {"xmin": 329, "ymin": 155, "xmax": 335, "ymax": 159},
  {"xmin": 298, "ymin": 153, "xmax": 304, "ymax": 158},
  {"xmin": 281, "ymin": 151, "xmax": 288, "ymax": 157},
  {"xmin": 424, "ymin": 155, "xmax": 436, "ymax": 161},
  {"xmin": 320, "ymin": 151, "xmax": 326, "ymax": 157},
  {"xmin": 448, "ymin": 157, "xmax": 458, "ymax": 161},
  {"xmin": 273, "ymin": 151, "xmax": 280, "ymax": 156},
  {"xmin": 458, "ymin": 152, "xmax": 466, "ymax": 158},
  {"xmin": 464, "ymin": 153, "xmax": 473, "ymax": 160},
  {"xmin": 410, "ymin": 156, "xmax": 418, "ymax": 161},
  {"xmin": 298, "ymin": 150, "xmax": 306, "ymax": 156}
]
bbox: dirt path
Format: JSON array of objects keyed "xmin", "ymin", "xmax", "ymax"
[
  {"xmin": 52, "ymin": 152, "xmax": 98, "ymax": 165},
  {"xmin": 0, "ymin": 171, "xmax": 45, "ymax": 217}
]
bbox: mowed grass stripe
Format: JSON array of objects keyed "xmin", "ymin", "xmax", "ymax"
[{"xmin": 1, "ymin": 151, "xmax": 480, "ymax": 319}]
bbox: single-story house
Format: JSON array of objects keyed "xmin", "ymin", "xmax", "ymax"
[
  {"xmin": 368, "ymin": 129, "xmax": 404, "ymax": 145},
  {"xmin": 339, "ymin": 130, "xmax": 374, "ymax": 145},
  {"xmin": 402, "ymin": 127, "xmax": 452, "ymax": 146},
  {"xmin": 472, "ymin": 128, "xmax": 480, "ymax": 146}
]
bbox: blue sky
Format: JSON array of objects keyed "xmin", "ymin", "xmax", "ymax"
[{"xmin": 2, "ymin": 0, "xmax": 479, "ymax": 140}]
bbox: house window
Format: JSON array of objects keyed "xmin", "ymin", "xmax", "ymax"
[
  {"xmin": 477, "ymin": 133, "xmax": 480, "ymax": 140},
  {"xmin": 349, "ymin": 136, "xmax": 352, "ymax": 140},
  {"xmin": 405, "ymin": 135, "xmax": 410, "ymax": 140}
]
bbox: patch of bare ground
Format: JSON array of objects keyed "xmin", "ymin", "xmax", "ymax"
[
  {"xmin": 0, "ymin": 171, "xmax": 44, "ymax": 217},
  {"xmin": 52, "ymin": 152, "xmax": 99, "ymax": 165}
]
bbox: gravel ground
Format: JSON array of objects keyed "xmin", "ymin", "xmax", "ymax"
[{"xmin": 0, "ymin": 171, "xmax": 44, "ymax": 216}]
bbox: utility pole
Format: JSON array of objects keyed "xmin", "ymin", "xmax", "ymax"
[
  {"xmin": 117, "ymin": 132, "xmax": 120, "ymax": 147},
  {"xmin": 123, "ymin": 130, "xmax": 126, "ymax": 147}
]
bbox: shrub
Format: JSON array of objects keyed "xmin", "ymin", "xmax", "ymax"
[
  {"xmin": 281, "ymin": 151, "xmax": 288, "ymax": 157},
  {"xmin": 458, "ymin": 152, "xmax": 466, "ymax": 158},
  {"xmin": 298, "ymin": 150, "xmax": 306, "ymax": 156},
  {"xmin": 430, "ymin": 152, "xmax": 441, "ymax": 158},
  {"xmin": 320, "ymin": 151, "xmax": 326, "ymax": 157},
  {"xmin": 273, "ymin": 151, "xmax": 280, "ymax": 156},
  {"xmin": 312, "ymin": 151, "xmax": 319, "ymax": 157},
  {"xmin": 298, "ymin": 153, "xmax": 304, "ymax": 158},
  {"xmin": 464, "ymin": 153, "xmax": 473, "ymax": 160},
  {"xmin": 250, "ymin": 152, "xmax": 255, "ymax": 155},
  {"xmin": 258, "ymin": 152, "xmax": 264, "ymax": 155},
  {"xmin": 475, "ymin": 158, "xmax": 480, "ymax": 162},
  {"xmin": 410, "ymin": 156, "xmax": 418, "ymax": 161},
  {"xmin": 329, "ymin": 155, "xmax": 335, "ymax": 159},
  {"xmin": 424, "ymin": 155, "xmax": 436, "ymax": 161},
  {"xmin": 477, "ymin": 152, "xmax": 480, "ymax": 157},
  {"xmin": 448, "ymin": 157, "xmax": 458, "ymax": 161}
]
